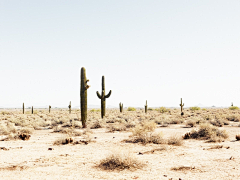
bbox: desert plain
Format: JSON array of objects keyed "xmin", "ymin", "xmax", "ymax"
[{"xmin": 0, "ymin": 107, "xmax": 240, "ymax": 180}]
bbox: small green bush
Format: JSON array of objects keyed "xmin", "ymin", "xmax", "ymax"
[
  {"xmin": 159, "ymin": 107, "xmax": 168, "ymax": 113},
  {"xmin": 229, "ymin": 106, "xmax": 239, "ymax": 110},
  {"xmin": 189, "ymin": 106, "xmax": 201, "ymax": 111},
  {"xmin": 127, "ymin": 107, "xmax": 136, "ymax": 111}
]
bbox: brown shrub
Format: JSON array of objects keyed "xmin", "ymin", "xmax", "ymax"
[
  {"xmin": 97, "ymin": 151, "xmax": 145, "ymax": 171},
  {"xmin": 19, "ymin": 133, "xmax": 31, "ymax": 140},
  {"xmin": 183, "ymin": 123, "xmax": 228, "ymax": 142},
  {"xmin": 167, "ymin": 135, "xmax": 183, "ymax": 146},
  {"xmin": 53, "ymin": 137, "xmax": 73, "ymax": 145},
  {"xmin": 236, "ymin": 134, "xmax": 240, "ymax": 141}
]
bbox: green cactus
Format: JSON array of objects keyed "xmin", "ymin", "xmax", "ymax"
[
  {"xmin": 80, "ymin": 67, "xmax": 90, "ymax": 128},
  {"xmin": 145, "ymin": 100, "xmax": 148, "ymax": 113},
  {"xmin": 68, "ymin": 101, "xmax": 71, "ymax": 114},
  {"xmin": 49, "ymin": 105, "xmax": 51, "ymax": 113},
  {"xmin": 32, "ymin": 106, "xmax": 33, "ymax": 114},
  {"xmin": 96, "ymin": 76, "xmax": 112, "ymax": 118},
  {"xmin": 180, "ymin": 98, "xmax": 184, "ymax": 116},
  {"xmin": 23, "ymin": 103, "xmax": 24, "ymax": 114},
  {"xmin": 119, "ymin": 102, "xmax": 123, "ymax": 113}
]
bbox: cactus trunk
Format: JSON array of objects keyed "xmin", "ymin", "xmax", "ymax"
[
  {"xmin": 119, "ymin": 103, "xmax": 123, "ymax": 113},
  {"xmin": 97, "ymin": 76, "xmax": 112, "ymax": 118},
  {"xmin": 23, "ymin": 103, "xmax": 24, "ymax": 114},
  {"xmin": 145, "ymin": 100, "xmax": 148, "ymax": 113},
  {"xmin": 180, "ymin": 98, "xmax": 184, "ymax": 116},
  {"xmin": 80, "ymin": 67, "xmax": 90, "ymax": 128},
  {"xmin": 68, "ymin": 101, "xmax": 71, "ymax": 114},
  {"xmin": 49, "ymin": 105, "xmax": 51, "ymax": 113},
  {"xmin": 32, "ymin": 106, "xmax": 33, "ymax": 114}
]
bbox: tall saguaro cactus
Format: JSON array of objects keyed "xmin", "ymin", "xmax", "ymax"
[
  {"xmin": 49, "ymin": 105, "xmax": 51, "ymax": 113},
  {"xmin": 180, "ymin": 98, "xmax": 184, "ymax": 116},
  {"xmin": 145, "ymin": 100, "xmax": 148, "ymax": 113},
  {"xmin": 96, "ymin": 76, "xmax": 112, "ymax": 118},
  {"xmin": 119, "ymin": 102, "xmax": 123, "ymax": 113},
  {"xmin": 80, "ymin": 67, "xmax": 90, "ymax": 128},
  {"xmin": 32, "ymin": 106, "xmax": 33, "ymax": 114},
  {"xmin": 68, "ymin": 101, "xmax": 71, "ymax": 114},
  {"xmin": 23, "ymin": 103, "xmax": 25, "ymax": 114}
]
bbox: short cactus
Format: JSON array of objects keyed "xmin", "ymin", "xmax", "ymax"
[
  {"xmin": 145, "ymin": 100, "xmax": 148, "ymax": 113},
  {"xmin": 49, "ymin": 105, "xmax": 51, "ymax": 113},
  {"xmin": 23, "ymin": 103, "xmax": 25, "ymax": 114},
  {"xmin": 119, "ymin": 102, "xmax": 123, "ymax": 113},
  {"xmin": 80, "ymin": 67, "xmax": 90, "ymax": 128},
  {"xmin": 180, "ymin": 98, "xmax": 184, "ymax": 116},
  {"xmin": 68, "ymin": 101, "xmax": 71, "ymax": 114},
  {"xmin": 96, "ymin": 76, "xmax": 112, "ymax": 118}
]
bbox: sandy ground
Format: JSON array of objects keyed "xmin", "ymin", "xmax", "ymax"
[{"xmin": 0, "ymin": 123, "xmax": 240, "ymax": 180}]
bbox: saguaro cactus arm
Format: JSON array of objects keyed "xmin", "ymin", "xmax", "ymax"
[
  {"xmin": 97, "ymin": 91, "xmax": 104, "ymax": 99},
  {"xmin": 105, "ymin": 90, "xmax": 112, "ymax": 98}
]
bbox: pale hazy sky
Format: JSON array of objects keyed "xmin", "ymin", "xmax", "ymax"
[{"xmin": 1, "ymin": 0, "xmax": 240, "ymax": 108}]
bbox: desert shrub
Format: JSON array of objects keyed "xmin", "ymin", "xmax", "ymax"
[
  {"xmin": 90, "ymin": 120, "xmax": 104, "ymax": 129},
  {"xmin": 127, "ymin": 107, "xmax": 136, "ymax": 111},
  {"xmin": 107, "ymin": 123, "xmax": 127, "ymax": 132},
  {"xmin": 169, "ymin": 118, "xmax": 184, "ymax": 124},
  {"xmin": 236, "ymin": 134, "xmax": 240, "ymax": 141},
  {"xmin": 159, "ymin": 107, "xmax": 168, "ymax": 113},
  {"xmin": 167, "ymin": 135, "xmax": 183, "ymax": 146},
  {"xmin": 53, "ymin": 136, "xmax": 73, "ymax": 145},
  {"xmin": 210, "ymin": 118, "xmax": 229, "ymax": 127},
  {"xmin": 189, "ymin": 107, "xmax": 201, "ymax": 111},
  {"xmin": 183, "ymin": 123, "xmax": 228, "ymax": 141},
  {"xmin": 202, "ymin": 108, "xmax": 207, "ymax": 111},
  {"xmin": 226, "ymin": 115, "xmax": 240, "ymax": 122},
  {"xmin": 1, "ymin": 111, "xmax": 11, "ymax": 115},
  {"xmin": 53, "ymin": 126, "xmax": 82, "ymax": 136},
  {"xmin": 97, "ymin": 151, "xmax": 145, "ymax": 171},
  {"xmin": 0, "ymin": 123, "xmax": 17, "ymax": 135},
  {"xmin": 19, "ymin": 127, "xmax": 33, "ymax": 134},
  {"xmin": 148, "ymin": 108, "xmax": 154, "ymax": 111},
  {"xmin": 171, "ymin": 166, "xmax": 196, "ymax": 171},
  {"xmin": 128, "ymin": 121, "xmax": 164, "ymax": 144},
  {"xmin": 90, "ymin": 109, "xmax": 101, "ymax": 112},
  {"xmin": 229, "ymin": 106, "xmax": 239, "ymax": 110},
  {"xmin": 186, "ymin": 119, "xmax": 197, "ymax": 127}
]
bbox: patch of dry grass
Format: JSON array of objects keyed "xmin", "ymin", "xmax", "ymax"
[
  {"xmin": 97, "ymin": 150, "xmax": 145, "ymax": 171},
  {"xmin": 183, "ymin": 123, "xmax": 229, "ymax": 142},
  {"xmin": 167, "ymin": 135, "xmax": 184, "ymax": 146}
]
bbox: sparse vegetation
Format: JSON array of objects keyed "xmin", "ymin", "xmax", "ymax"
[
  {"xmin": 127, "ymin": 107, "xmax": 136, "ymax": 111},
  {"xmin": 189, "ymin": 106, "xmax": 201, "ymax": 111},
  {"xmin": 229, "ymin": 106, "xmax": 239, "ymax": 110},
  {"xmin": 183, "ymin": 123, "xmax": 229, "ymax": 142},
  {"xmin": 97, "ymin": 151, "xmax": 145, "ymax": 171}
]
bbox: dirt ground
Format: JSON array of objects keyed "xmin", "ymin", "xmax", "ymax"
[{"xmin": 0, "ymin": 109, "xmax": 240, "ymax": 180}]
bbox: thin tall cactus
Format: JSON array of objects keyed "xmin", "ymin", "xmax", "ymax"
[
  {"xmin": 96, "ymin": 76, "xmax": 112, "ymax": 118},
  {"xmin": 49, "ymin": 105, "xmax": 51, "ymax": 113},
  {"xmin": 80, "ymin": 67, "xmax": 90, "ymax": 128},
  {"xmin": 119, "ymin": 102, "xmax": 123, "ymax": 113},
  {"xmin": 68, "ymin": 101, "xmax": 71, "ymax": 114},
  {"xmin": 145, "ymin": 100, "xmax": 148, "ymax": 113},
  {"xmin": 23, "ymin": 103, "xmax": 24, "ymax": 114},
  {"xmin": 32, "ymin": 106, "xmax": 33, "ymax": 114},
  {"xmin": 180, "ymin": 98, "xmax": 184, "ymax": 116}
]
